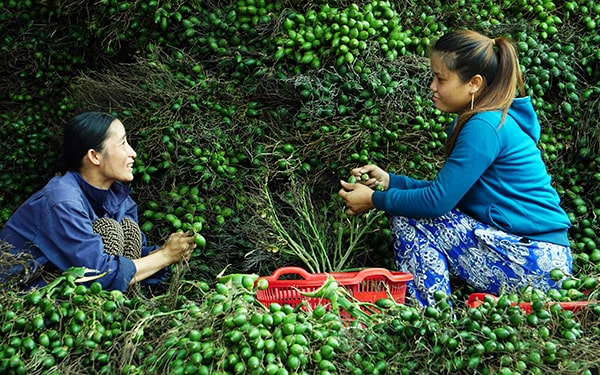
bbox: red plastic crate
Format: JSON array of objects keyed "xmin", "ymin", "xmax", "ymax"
[
  {"xmin": 255, "ymin": 266, "xmax": 413, "ymax": 310},
  {"xmin": 466, "ymin": 292, "xmax": 592, "ymax": 313}
]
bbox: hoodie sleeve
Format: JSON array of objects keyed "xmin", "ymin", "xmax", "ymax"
[
  {"xmin": 372, "ymin": 117, "xmax": 501, "ymax": 217},
  {"xmin": 387, "ymin": 173, "xmax": 433, "ymax": 190}
]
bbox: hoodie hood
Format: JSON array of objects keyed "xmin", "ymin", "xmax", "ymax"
[{"xmin": 507, "ymin": 96, "xmax": 540, "ymax": 142}]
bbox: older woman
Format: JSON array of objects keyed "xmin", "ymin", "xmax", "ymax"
[{"xmin": 0, "ymin": 111, "xmax": 196, "ymax": 291}]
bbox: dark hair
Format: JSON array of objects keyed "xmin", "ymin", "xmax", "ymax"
[
  {"xmin": 432, "ymin": 30, "xmax": 525, "ymax": 156},
  {"xmin": 63, "ymin": 111, "xmax": 117, "ymax": 171}
]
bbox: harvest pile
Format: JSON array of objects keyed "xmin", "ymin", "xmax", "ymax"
[
  {"xmin": 1, "ymin": 0, "xmax": 600, "ymax": 373},
  {"xmin": 2, "ymin": 266, "xmax": 600, "ymax": 374}
]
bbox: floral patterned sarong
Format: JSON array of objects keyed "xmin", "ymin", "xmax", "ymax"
[{"xmin": 391, "ymin": 209, "xmax": 572, "ymax": 306}]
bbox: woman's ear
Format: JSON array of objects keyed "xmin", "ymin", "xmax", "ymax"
[
  {"xmin": 470, "ymin": 74, "xmax": 484, "ymax": 93},
  {"xmin": 84, "ymin": 149, "xmax": 101, "ymax": 166}
]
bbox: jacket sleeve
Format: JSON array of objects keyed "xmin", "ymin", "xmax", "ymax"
[{"xmin": 36, "ymin": 200, "xmax": 136, "ymax": 292}]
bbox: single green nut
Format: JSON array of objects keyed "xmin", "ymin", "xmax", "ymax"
[
  {"xmin": 348, "ymin": 175, "xmax": 357, "ymax": 184},
  {"xmin": 194, "ymin": 233, "xmax": 207, "ymax": 247},
  {"xmin": 361, "ymin": 173, "xmax": 369, "ymax": 181},
  {"xmin": 549, "ymin": 268, "xmax": 565, "ymax": 281}
]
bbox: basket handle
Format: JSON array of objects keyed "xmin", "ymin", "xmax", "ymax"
[
  {"xmin": 267, "ymin": 266, "xmax": 322, "ymax": 281},
  {"xmin": 351, "ymin": 268, "xmax": 412, "ymax": 282}
]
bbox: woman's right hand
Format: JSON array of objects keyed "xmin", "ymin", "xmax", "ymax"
[
  {"xmin": 161, "ymin": 231, "xmax": 197, "ymax": 264},
  {"xmin": 349, "ymin": 164, "xmax": 390, "ymax": 190},
  {"xmin": 131, "ymin": 231, "xmax": 197, "ymax": 285}
]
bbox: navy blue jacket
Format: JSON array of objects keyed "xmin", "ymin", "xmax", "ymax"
[{"xmin": 1, "ymin": 171, "xmax": 162, "ymax": 291}]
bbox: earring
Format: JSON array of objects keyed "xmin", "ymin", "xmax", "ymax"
[{"xmin": 470, "ymin": 92, "xmax": 474, "ymax": 110}]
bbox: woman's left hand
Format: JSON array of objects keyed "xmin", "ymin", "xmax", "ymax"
[{"xmin": 338, "ymin": 180, "xmax": 375, "ymax": 215}]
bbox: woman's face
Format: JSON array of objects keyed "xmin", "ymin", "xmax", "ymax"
[
  {"xmin": 429, "ymin": 52, "xmax": 473, "ymax": 114},
  {"xmin": 98, "ymin": 119, "xmax": 137, "ymax": 185}
]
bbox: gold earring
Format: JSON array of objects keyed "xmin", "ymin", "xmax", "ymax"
[{"xmin": 470, "ymin": 93, "xmax": 474, "ymax": 110}]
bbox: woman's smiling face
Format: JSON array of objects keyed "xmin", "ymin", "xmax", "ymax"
[
  {"xmin": 429, "ymin": 51, "xmax": 473, "ymax": 114},
  {"xmin": 97, "ymin": 119, "xmax": 137, "ymax": 186}
]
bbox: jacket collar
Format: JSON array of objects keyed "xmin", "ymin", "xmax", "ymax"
[{"xmin": 68, "ymin": 170, "xmax": 132, "ymax": 216}]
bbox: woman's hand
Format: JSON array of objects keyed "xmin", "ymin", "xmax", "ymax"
[
  {"xmin": 161, "ymin": 231, "xmax": 197, "ymax": 263},
  {"xmin": 349, "ymin": 164, "xmax": 390, "ymax": 190},
  {"xmin": 131, "ymin": 231, "xmax": 196, "ymax": 285},
  {"xmin": 338, "ymin": 180, "xmax": 375, "ymax": 216}
]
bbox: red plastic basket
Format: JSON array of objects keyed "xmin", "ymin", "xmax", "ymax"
[
  {"xmin": 255, "ymin": 266, "xmax": 413, "ymax": 310},
  {"xmin": 466, "ymin": 292, "xmax": 591, "ymax": 313}
]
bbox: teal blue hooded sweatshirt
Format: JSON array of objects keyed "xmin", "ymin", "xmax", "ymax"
[{"xmin": 372, "ymin": 97, "xmax": 571, "ymax": 246}]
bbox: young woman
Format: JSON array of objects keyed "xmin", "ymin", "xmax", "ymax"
[
  {"xmin": 0, "ymin": 111, "xmax": 196, "ymax": 292},
  {"xmin": 338, "ymin": 30, "xmax": 572, "ymax": 306}
]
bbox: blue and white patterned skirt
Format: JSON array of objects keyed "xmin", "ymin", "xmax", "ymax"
[{"xmin": 391, "ymin": 209, "xmax": 572, "ymax": 306}]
